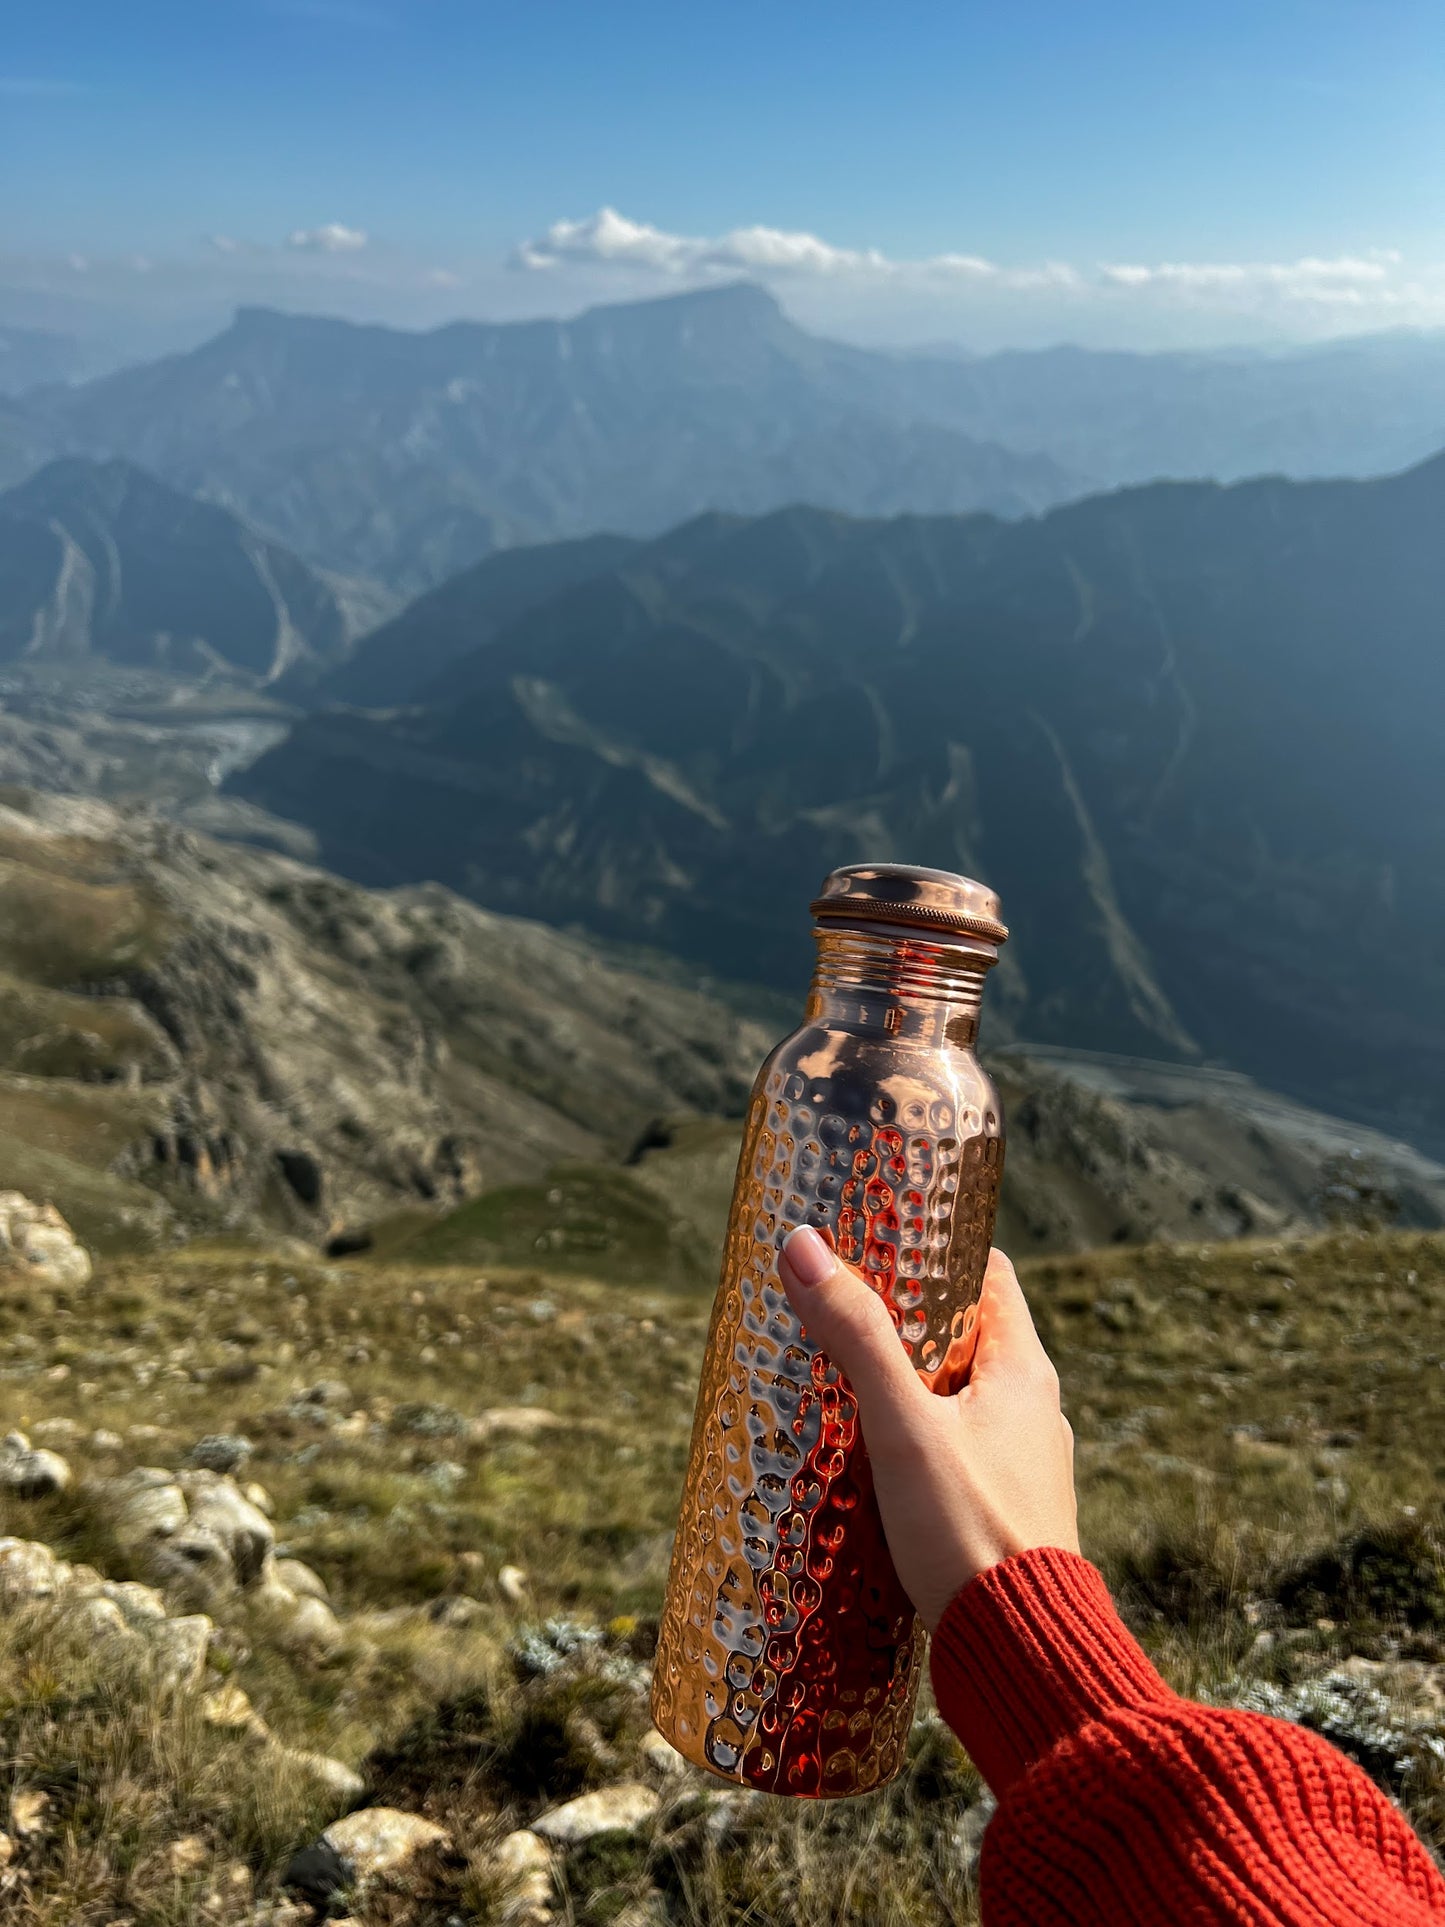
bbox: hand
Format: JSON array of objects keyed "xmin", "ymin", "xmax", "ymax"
[{"xmin": 776, "ymin": 1231, "xmax": 1079, "ymax": 1631}]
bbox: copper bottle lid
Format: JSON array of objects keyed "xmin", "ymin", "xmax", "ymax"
[{"xmin": 811, "ymin": 862, "xmax": 1008, "ymax": 946}]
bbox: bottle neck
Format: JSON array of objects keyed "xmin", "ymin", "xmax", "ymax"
[{"xmin": 804, "ymin": 923, "xmax": 994, "ymax": 1049}]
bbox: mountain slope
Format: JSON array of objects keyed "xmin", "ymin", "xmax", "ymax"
[
  {"xmin": 0, "ymin": 787, "xmax": 771, "ymax": 1248},
  {"xmin": 4, "ymin": 786, "xmax": 1440, "ymax": 1263},
  {"xmin": 31, "ymin": 287, "xmax": 1080, "ymax": 592},
  {"xmin": 233, "ymin": 455, "xmax": 1445, "ymax": 1150},
  {"xmin": 322, "ymin": 530, "xmax": 640, "ymax": 707},
  {"xmin": 0, "ymin": 457, "xmax": 380, "ymax": 687}
]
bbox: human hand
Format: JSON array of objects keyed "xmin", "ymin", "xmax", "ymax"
[{"xmin": 776, "ymin": 1231, "xmax": 1079, "ymax": 1632}]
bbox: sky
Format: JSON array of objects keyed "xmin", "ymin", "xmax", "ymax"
[{"xmin": 4, "ymin": 0, "xmax": 1445, "ymax": 358}]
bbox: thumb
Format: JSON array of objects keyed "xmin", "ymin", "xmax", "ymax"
[{"xmin": 777, "ymin": 1225, "xmax": 926, "ymax": 1444}]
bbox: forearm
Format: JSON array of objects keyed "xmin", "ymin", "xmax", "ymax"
[{"xmin": 931, "ymin": 1548, "xmax": 1445, "ymax": 1926}]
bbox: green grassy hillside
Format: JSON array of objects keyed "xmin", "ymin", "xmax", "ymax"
[{"xmin": 2, "ymin": 1227, "xmax": 1443, "ymax": 1923}]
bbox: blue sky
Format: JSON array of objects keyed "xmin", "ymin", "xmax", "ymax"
[{"xmin": 4, "ymin": 0, "xmax": 1444, "ymax": 352}]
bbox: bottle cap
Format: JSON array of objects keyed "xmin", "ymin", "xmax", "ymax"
[{"xmin": 811, "ymin": 863, "xmax": 1008, "ymax": 946}]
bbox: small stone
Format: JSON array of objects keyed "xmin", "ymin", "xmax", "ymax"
[
  {"xmin": 0, "ymin": 1536, "xmax": 66, "ymax": 1603},
  {"xmin": 301, "ymin": 1379, "xmax": 353, "ymax": 1410},
  {"xmin": 282, "ymin": 1749, "xmax": 366, "ymax": 1805},
  {"xmin": 470, "ymin": 1407, "xmax": 564, "ymax": 1442},
  {"xmin": 98, "ymin": 1579, "xmax": 167, "ymax": 1625},
  {"xmin": 168, "ymin": 1834, "xmax": 208, "ymax": 1874},
  {"xmin": 31, "ymin": 1418, "xmax": 82, "ymax": 1448},
  {"xmin": 498, "ymin": 1564, "xmax": 529, "ymax": 1605},
  {"xmin": 495, "ymin": 1827, "xmax": 553, "ymax": 1923},
  {"xmin": 70, "ymin": 1593, "xmax": 133, "ymax": 1641},
  {"xmin": 953, "ymin": 1789, "xmax": 997, "ymax": 1875},
  {"xmin": 284, "ymin": 1807, "xmax": 450, "ymax": 1901},
  {"xmin": 639, "ymin": 1727, "xmax": 688, "ymax": 1777},
  {"xmin": 153, "ymin": 1520, "xmax": 234, "ymax": 1601},
  {"xmin": 150, "ymin": 1612, "xmax": 213, "ymax": 1693},
  {"xmin": 272, "ymin": 1556, "xmax": 329, "ymax": 1601},
  {"xmin": 0, "ymin": 1432, "xmax": 71, "ymax": 1499},
  {"xmin": 273, "ymin": 1593, "xmax": 344, "ymax": 1656},
  {"xmin": 86, "ymin": 1429, "xmax": 125, "ymax": 1455},
  {"xmin": 429, "ymin": 1594, "xmax": 485, "ymax": 1628},
  {"xmin": 495, "ymin": 1829, "xmax": 551, "ymax": 1877},
  {"xmin": 187, "ymin": 1433, "xmax": 254, "ymax": 1475},
  {"xmin": 9, "ymin": 1789, "xmax": 49, "ymax": 1841},
  {"xmin": 0, "ymin": 1193, "xmax": 91, "ymax": 1288},
  {"xmin": 178, "ymin": 1473, "xmax": 274, "ymax": 1587},
  {"xmin": 531, "ymin": 1783, "xmax": 660, "ymax": 1847},
  {"xmin": 244, "ymin": 1481, "xmax": 275, "ymax": 1515},
  {"xmin": 201, "ymin": 1683, "xmax": 269, "ymax": 1738},
  {"xmin": 44, "ymin": 1363, "xmax": 70, "ymax": 1383},
  {"xmin": 109, "ymin": 1467, "xmax": 188, "ymax": 1549}
]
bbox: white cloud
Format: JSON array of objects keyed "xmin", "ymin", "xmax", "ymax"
[
  {"xmin": 513, "ymin": 212, "xmax": 1436, "ymax": 333},
  {"xmin": 287, "ymin": 222, "xmax": 368, "ymax": 254},
  {"xmin": 514, "ymin": 206, "xmax": 1053, "ymax": 285},
  {"xmin": 1100, "ymin": 251, "xmax": 1404, "ymax": 303}
]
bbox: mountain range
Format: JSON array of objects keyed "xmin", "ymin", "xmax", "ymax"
[
  {"xmin": 231, "ymin": 453, "xmax": 1445, "ymax": 1152},
  {"xmin": 10, "ymin": 288, "xmax": 1078, "ymax": 592},
  {"xmin": 8, "ymin": 284, "xmax": 1445, "ymax": 596}
]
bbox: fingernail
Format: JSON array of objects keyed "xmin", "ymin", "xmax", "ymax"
[{"xmin": 780, "ymin": 1225, "xmax": 834, "ymax": 1289}]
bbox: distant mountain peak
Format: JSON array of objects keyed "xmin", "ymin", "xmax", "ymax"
[{"xmin": 578, "ymin": 279, "xmax": 785, "ymax": 324}]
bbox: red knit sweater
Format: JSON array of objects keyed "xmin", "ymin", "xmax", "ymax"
[{"xmin": 929, "ymin": 1547, "xmax": 1445, "ymax": 1925}]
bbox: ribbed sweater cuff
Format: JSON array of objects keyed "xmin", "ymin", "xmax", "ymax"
[{"xmin": 929, "ymin": 1546, "xmax": 1173, "ymax": 1796}]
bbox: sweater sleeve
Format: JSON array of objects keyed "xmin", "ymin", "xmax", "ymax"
[{"xmin": 929, "ymin": 1547, "xmax": 1445, "ymax": 1927}]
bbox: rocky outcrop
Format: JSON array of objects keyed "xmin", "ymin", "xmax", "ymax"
[
  {"xmin": 98, "ymin": 1463, "xmax": 341, "ymax": 1655},
  {"xmin": 0, "ymin": 1526, "xmax": 364, "ymax": 1820}
]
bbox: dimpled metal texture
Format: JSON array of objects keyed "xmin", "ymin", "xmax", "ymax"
[{"xmin": 652, "ymin": 873, "xmax": 1005, "ymax": 1799}]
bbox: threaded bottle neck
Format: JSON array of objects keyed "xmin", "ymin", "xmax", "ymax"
[{"xmin": 805, "ymin": 923, "xmax": 994, "ymax": 1046}]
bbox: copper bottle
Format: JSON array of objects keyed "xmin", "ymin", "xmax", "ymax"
[{"xmin": 651, "ymin": 864, "xmax": 1007, "ymax": 1798}]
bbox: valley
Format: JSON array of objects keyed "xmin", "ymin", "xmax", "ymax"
[{"xmin": 227, "ymin": 459, "xmax": 1445, "ymax": 1154}]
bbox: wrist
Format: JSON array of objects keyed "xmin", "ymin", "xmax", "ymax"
[{"xmin": 928, "ymin": 1546, "xmax": 1171, "ymax": 1793}]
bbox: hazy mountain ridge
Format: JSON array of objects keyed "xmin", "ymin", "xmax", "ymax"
[
  {"xmin": 7, "ymin": 287, "xmax": 1445, "ymax": 598},
  {"xmin": 0, "ymin": 457, "xmax": 391, "ymax": 690},
  {"xmin": 20, "ymin": 287, "xmax": 1080, "ymax": 593},
  {"xmin": 233, "ymin": 453, "xmax": 1445, "ymax": 1149}
]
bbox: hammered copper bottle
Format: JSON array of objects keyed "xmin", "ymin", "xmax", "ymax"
[{"xmin": 651, "ymin": 863, "xmax": 1007, "ymax": 1798}]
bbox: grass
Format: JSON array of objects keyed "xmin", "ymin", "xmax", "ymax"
[
  {"xmin": 0, "ymin": 970, "xmax": 170, "ymax": 1084},
  {"xmin": 0, "ymin": 1076, "xmax": 175, "ymax": 1252},
  {"xmin": 0, "ymin": 1227, "xmax": 1443, "ymax": 1921},
  {"xmin": 0, "ymin": 854, "xmax": 174, "ymax": 989},
  {"xmin": 365, "ymin": 1162, "xmax": 709, "ymax": 1286}
]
